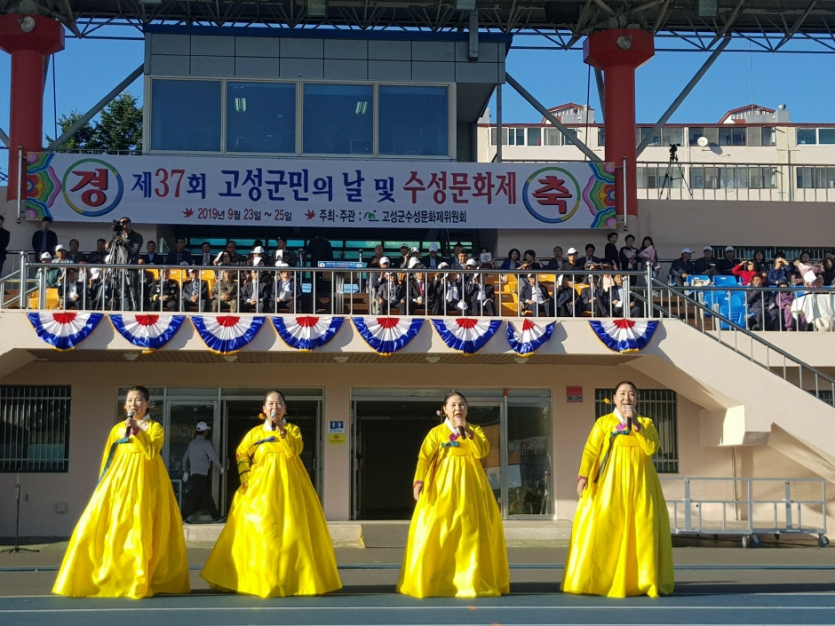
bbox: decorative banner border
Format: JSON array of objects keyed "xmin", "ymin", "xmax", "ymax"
[
  {"xmin": 191, "ymin": 315, "xmax": 266, "ymax": 354},
  {"xmin": 110, "ymin": 313, "xmax": 186, "ymax": 352},
  {"xmin": 352, "ymin": 317, "xmax": 424, "ymax": 356},
  {"xmin": 431, "ymin": 318, "xmax": 502, "ymax": 354},
  {"xmin": 272, "ymin": 316, "xmax": 344, "ymax": 351},
  {"xmin": 589, "ymin": 319, "xmax": 659, "ymax": 353},
  {"xmin": 506, "ymin": 319, "xmax": 556, "ymax": 357},
  {"xmin": 27, "ymin": 311, "xmax": 104, "ymax": 351}
]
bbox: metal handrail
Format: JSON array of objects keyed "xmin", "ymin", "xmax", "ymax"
[{"xmin": 643, "ymin": 270, "xmax": 835, "ymax": 406}]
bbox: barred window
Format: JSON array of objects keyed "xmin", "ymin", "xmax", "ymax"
[
  {"xmin": 594, "ymin": 388, "xmax": 678, "ymax": 473},
  {"xmin": 0, "ymin": 386, "xmax": 71, "ymax": 472}
]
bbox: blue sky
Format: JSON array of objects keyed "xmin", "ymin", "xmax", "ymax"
[{"xmin": 0, "ymin": 32, "xmax": 833, "ymax": 140}]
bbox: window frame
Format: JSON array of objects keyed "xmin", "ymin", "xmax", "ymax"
[{"xmin": 0, "ymin": 385, "xmax": 72, "ymax": 473}]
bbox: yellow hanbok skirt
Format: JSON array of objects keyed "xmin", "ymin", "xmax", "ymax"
[
  {"xmin": 53, "ymin": 422, "xmax": 190, "ymax": 598},
  {"xmin": 201, "ymin": 425, "xmax": 341, "ymax": 597}
]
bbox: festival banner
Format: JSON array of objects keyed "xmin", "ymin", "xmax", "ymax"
[
  {"xmin": 191, "ymin": 315, "xmax": 266, "ymax": 354},
  {"xmin": 506, "ymin": 319, "xmax": 556, "ymax": 357},
  {"xmin": 25, "ymin": 153, "xmax": 616, "ymax": 229},
  {"xmin": 431, "ymin": 318, "xmax": 502, "ymax": 354},
  {"xmin": 352, "ymin": 317, "xmax": 424, "ymax": 356},
  {"xmin": 28, "ymin": 311, "xmax": 104, "ymax": 351},
  {"xmin": 272, "ymin": 316, "xmax": 344, "ymax": 351},
  {"xmin": 110, "ymin": 313, "xmax": 186, "ymax": 351},
  {"xmin": 589, "ymin": 319, "xmax": 659, "ymax": 353}
]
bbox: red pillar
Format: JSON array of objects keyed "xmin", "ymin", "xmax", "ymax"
[
  {"xmin": 0, "ymin": 14, "xmax": 65, "ymax": 202},
  {"xmin": 584, "ymin": 29, "xmax": 654, "ymax": 219}
]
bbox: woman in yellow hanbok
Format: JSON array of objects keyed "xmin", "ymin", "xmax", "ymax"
[
  {"xmin": 53, "ymin": 386, "xmax": 190, "ymax": 598},
  {"xmin": 398, "ymin": 392, "xmax": 509, "ymax": 598},
  {"xmin": 562, "ymin": 381, "xmax": 674, "ymax": 598},
  {"xmin": 201, "ymin": 390, "xmax": 341, "ymax": 597}
]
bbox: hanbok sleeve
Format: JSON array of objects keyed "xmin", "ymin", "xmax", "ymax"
[
  {"xmin": 578, "ymin": 419, "xmax": 608, "ymax": 479},
  {"xmin": 413, "ymin": 428, "xmax": 441, "ymax": 485},
  {"xmin": 133, "ymin": 422, "xmax": 164, "ymax": 460},
  {"xmin": 468, "ymin": 425, "xmax": 490, "ymax": 459},
  {"xmin": 98, "ymin": 425, "xmax": 119, "ymax": 477},
  {"xmin": 282, "ymin": 423, "xmax": 304, "ymax": 457},
  {"xmin": 634, "ymin": 417, "xmax": 660, "ymax": 457},
  {"xmin": 236, "ymin": 430, "xmax": 254, "ymax": 483}
]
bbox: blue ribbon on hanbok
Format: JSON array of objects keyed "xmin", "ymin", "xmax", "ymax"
[
  {"xmin": 441, "ymin": 441, "xmax": 460, "ymax": 448},
  {"xmin": 96, "ymin": 436, "xmax": 131, "ymax": 486},
  {"xmin": 593, "ymin": 427, "xmax": 632, "ymax": 484}
]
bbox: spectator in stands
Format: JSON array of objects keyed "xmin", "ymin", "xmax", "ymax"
[
  {"xmin": 580, "ymin": 275, "xmax": 609, "ymax": 317},
  {"xmin": 478, "ymin": 247, "xmax": 494, "ymax": 269},
  {"xmin": 0, "ymin": 214, "xmax": 8, "ymax": 278},
  {"xmin": 637, "ymin": 236, "xmax": 658, "ymax": 272},
  {"xmin": 500, "ymin": 249, "xmax": 522, "ymax": 270},
  {"xmin": 150, "ymin": 268, "xmax": 180, "ymax": 311},
  {"xmin": 452, "ymin": 251, "xmax": 469, "ymax": 270},
  {"xmin": 519, "ymin": 250, "xmax": 542, "ymax": 271},
  {"xmin": 54, "ymin": 244, "xmax": 70, "ymax": 264},
  {"xmin": 413, "ymin": 265, "xmax": 433, "ymax": 313},
  {"xmin": 376, "ymin": 267, "xmax": 401, "ymax": 314},
  {"xmin": 67, "ymin": 239, "xmax": 84, "ymax": 263},
  {"xmin": 716, "ymin": 246, "xmax": 739, "ymax": 275},
  {"xmin": 38, "ymin": 252, "xmax": 60, "ymax": 288},
  {"xmin": 166, "ymin": 237, "xmax": 192, "ymax": 265},
  {"xmin": 58, "ymin": 267, "xmax": 84, "ymax": 309},
  {"xmin": 448, "ymin": 242, "xmax": 464, "ymax": 265},
  {"xmin": 581, "ymin": 244, "xmax": 601, "ymax": 270},
  {"xmin": 182, "ymin": 268, "xmax": 209, "ymax": 312},
  {"xmin": 607, "ymin": 274, "xmax": 643, "ymax": 318},
  {"xmin": 464, "ymin": 259, "xmax": 495, "ymax": 316},
  {"xmin": 395, "ymin": 244, "xmax": 410, "ymax": 268},
  {"xmin": 440, "ymin": 268, "xmax": 468, "ymax": 314},
  {"xmin": 368, "ymin": 245, "xmax": 385, "ymax": 269},
  {"xmin": 619, "ymin": 235, "xmax": 639, "ymax": 273},
  {"xmin": 32, "ymin": 217, "xmax": 58, "ymax": 257},
  {"xmin": 752, "ymin": 249, "xmax": 769, "ymax": 273},
  {"xmin": 694, "ymin": 246, "xmax": 718, "ymax": 276},
  {"xmin": 224, "ymin": 241, "xmax": 244, "ymax": 266},
  {"xmin": 561, "ymin": 247, "xmax": 583, "ymax": 276},
  {"xmin": 426, "ymin": 263, "xmax": 449, "ymax": 316},
  {"xmin": 774, "ymin": 277, "xmax": 799, "ymax": 331},
  {"xmin": 603, "ymin": 233, "xmax": 619, "ymax": 270},
  {"xmin": 669, "ymin": 248, "xmax": 696, "ymax": 286},
  {"xmin": 520, "ymin": 274, "xmax": 552, "ymax": 317},
  {"xmin": 546, "ymin": 246, "xmax": 564, "ymax": 270},
  {"xmin": 732, "ymin": 260, "xmax": 759, "ymax": 285},
  {"xmin": 397, "ymin": 261, "xmax": 426, "ymax": 315},
  {"xmin": 767, "ymin": 256, "xmax": 792, "ymax": 286},
  {"xmin": 249, "ymin": 246, "xmax": 267, "ymax": 267},
  {"xmin": 370, "ymin": 256, "xmax": 390, "ymax": 296},
  {"xmin": 212, "ymin": 269, "xmax": 239, "ymax": 312},
  {"xmin": 823, "ymin": 258, "xmax": 835, "ymax": 285},
  {"xmin": 746, "ymin": 274, "xmax": 777, "ymax": 331},
  {"xmin": 272, "ymin": 264, "xmax": 301, "ymax": 313},
  {"xmin": 554, "ymin": 275, "xmax": 580, "ymax": 317},
  {"xmin": 274, "ymin": 235, "xmax": 298, "ymax": 267},
  {"xmin": 240, "ymin": 269, "xmax": 270, "ymax": 313},
  {"xmin": 197, "ymin": 241, "xmax": 213, "ymax": 267},
  {"xmin": 140, "ymin": 241, "xmax": 163, "ymax": 265},
  {"xmin": 422, "ymin": 243, "xmax": 442, "ymax": 269}
]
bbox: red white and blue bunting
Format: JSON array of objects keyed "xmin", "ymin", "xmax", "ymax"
[
  {"xmin": 272, "ymin": 316, "xmax": 344, "ymax": 351},
  {"xmin": 589, "ymin": 319, "xmax": 659, "ymax": 353},
  {"xmin": 27, "ymin": 311, "xmax": 104, "ymax": 351},
  {"xmin": 110, "ymin": 314, "xmax": 186, "ymax": 352},
  {"xmin": 352, "ymin": 317, "xmax": 424, "ymax": 356},
  {"xmin": 506, "ymin": 319, "xmax": 556, "ymax": 357},
  {"xmin": 431, "ymin": 318, "xmax": 502, "ymax": 354},
  {"xmin": 191, "ymin": 315, "xmax": 266, "ymax": 354}
]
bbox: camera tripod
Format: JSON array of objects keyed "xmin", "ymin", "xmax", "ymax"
[
  {"xmin": 658, "ymin": 145, "xmax": 693, "ymax": 200},
  {"xmin": 1, "ymin": 475, "xmax": 39, "ymax": 554},
  {"xmin": 106, "ymin": 235, "xmax": 140, "ymax": 311}
]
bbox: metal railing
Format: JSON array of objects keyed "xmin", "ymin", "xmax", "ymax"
[{"xmin": 660, "ymin": 476, "xmax": 828, "ymax": 548}]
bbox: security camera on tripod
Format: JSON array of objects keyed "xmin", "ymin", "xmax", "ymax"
[{"xmin": 658, "ymin": 143, "xmax": 693, "ymax": 200}]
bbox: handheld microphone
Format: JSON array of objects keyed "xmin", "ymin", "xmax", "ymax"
[
  {"xmin": 125, "ymin": 410, "xmax": 135, "ymax": 438},
  {"xmin": 458, "ymin": 425, "xmax": 468, "ymax": 440},
  {"xmin": 624, "ymin": 405, "xmax": 633, "ymax": 432},
  {"xmin": 270, "ymin": 410, "xmax": 278, "ymax": 431}
]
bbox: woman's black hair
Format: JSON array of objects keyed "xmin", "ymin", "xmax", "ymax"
[
  {"xmin": 754, "ymin": 249, "xmax": 766, "ymax": 261},
  {"xmin": 507, "ymin": 248, "xmax": 521, "ymax": 259},
  {"xmin": 625, "ymin": 234, "xmax": 635, "ymax": 243},
  {"xmin": 263, "ymin": 389, "xmax": 287, "ymax": 405},
  {"xmin": 127, "ymin": 385, "xmax": 150, "ymax": 403},
  {"xmin": 607, "ymin": 232, "xmax": 618, "ymax": 241},
  {"xmin": 614, "ymin": 380, "xmax": 638, "ymax": 396},
  {"xmin": 443, "ymin": 391, "xmax": 468, "ymax": 407},
  {"xmin": 640, "ymin": 236, "xmax": 654, "ymax": 248},
  {"xmin": 523, "ymin": 249, "xmax": 536, "ymax": 259}
]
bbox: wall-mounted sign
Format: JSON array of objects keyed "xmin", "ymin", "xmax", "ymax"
[
  {"xmin": 328, "ymin": 420, "xmax": 346, "ymax": 445},
  {"xmin": 567, "ymin": 386, "xmax": 583, "ymax": 403}
]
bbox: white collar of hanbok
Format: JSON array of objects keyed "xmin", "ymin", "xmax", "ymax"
[
  {"xmin": 136, "ymin": 415, "xmax": 151, "ymax": 431},
  {"xmin": 443, "ymin": 417, "xmax": 457, "ymax": 433},
  {"xmin": 263, "ymin": 419, "xmax": 276, "ymax": 433},
  {"xmin": 613, "ymin": 407, "xmax": 627, "ymax": 425}
]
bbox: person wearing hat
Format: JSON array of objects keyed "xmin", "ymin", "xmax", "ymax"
[
  {"xmin": 38, "ymin": 251, "xmax": 61, "ymax": 288},
  {"xmin": 369, "ymin": 256, "xmax": 392, "ymax": 314},
  {"xmin": 52, "ymin": 243, "xmax": 71, "ymax": 265},
  {"xmin": 561, "ymin": 247, "xmax": 583, "ymax": 276},
  {"xmin": 669, "ymin": 248, "xmax": 696, "ymax": 287},
  {"xmin": 716, "ymin": 246, "xmax": 739, "ymax": 276},
  {"xmin": 181, "ymin": 421, "xmax": 224, "ymax": 524},
  {"xmin": 422, "ymin": 243, "xmax": 442, "ymax": 269},
  {"xmin": 694, "ymin": 246, "xmax": 718, "ymax": 276},
  {"xmin": 249, "ymin": 246, "xmax": 267, "ymax": 268}
]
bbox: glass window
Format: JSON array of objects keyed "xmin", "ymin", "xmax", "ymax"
[
  {"xmin": 704, "ymin": 167, "xmax": 721, "ymax": 189},
  {"xmin": 379, "ymin": 85, "xmax": 448, "ymax": 156},
  {"xmin": 718, "ymin": 127, "xmax": 734, "ymax": 146},
  {"xmin": 527, "ymin": 127, "xmax": 542, "ymax": 146},
  {"xmin": 490, "ymin": 128, "xmax": 498, "ymax": 145},
  {"xmin": 797, "ymin": 167, "xmax": 813, "ymax": 188},
  {"xmin": 690, "ymin": 167, "xmax": 704, "ymax": 189},
  {"xmin": 640, "ymin": 127, "xmax": 661, "ymax": 146},
  {"xmin": 797, "ymin": 128, "xmax": 817, "ymax": 145},
  {"xmin": 507, "ymin": 128, "xmax": 524, "ymax": 146},
  {"xmin": 688, "ymin": 127, "xmax": 704, "ymax": 146},
  {"xmin": 1, "ymin": 386, "xmax": 71, "ymax": 473},
  {"xmin": 732, "ymin": 127, "xmax": 747, "ymax": 146},
  {"xmin": 661, "ymin": 127, "xmax": 683, "ymax": 146},
  {"xmin": 507, "ymin": 402, "xmax": 552, "ymax": 516},
  {"xmin": 819, "ymin": 129, "xmax": 835, "ymax": 144},
  {"xmin": 151, "ymin": 80, "xmax": 221, "ymax": 151},
  {"xmin": 303, "ymin": 83, "xmax": 373, "ymax": 155},
  {"xmin": 226, "ymin": 82, "xmax": 296, "ymax": 154},
  {"xmin": 544, "ymin": 128, "xmax": 560, "ymax": 146},
  {"xmin": 561, "ymin": 128, "xmax": 578, "ymax": 146},
  {"xmin": 762, "ymin": 127, "xmax": 776, "ymax": 146},
  {"xmin": 597, "ymin": 127, "xmax": 605, "ymax": 147}
]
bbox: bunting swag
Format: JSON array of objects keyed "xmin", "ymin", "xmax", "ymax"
[
  {"xmin": 191, "ymin": 315, "xmax": 266, "ymax": 354},
  {"xmin": 28, "ymin": 311, "xmax": 104, "ymax": 351},
  {"xmin": 506, "ymin": 319, "xmax": 556, "ymax": 357},
  {"xmin": 589, "ymin": 319, "xmax": 659, "ymax": 353},
  {"xmin": 110, "ymin": 314, "xmax": 186, "ymax": 351},
  {"xmin": 272, "ymin": 316, "xmax": 344, "ymax": 351},
  {"xmin": 352, "ymin": 317, "xmax": 423, "ymax": 356},
  {"xmin": 431, "ymin": 318, "xmax": 502, "ymax": 354}
]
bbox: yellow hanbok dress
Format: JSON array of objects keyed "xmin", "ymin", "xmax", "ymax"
[
  {"xmin": 53, "ymin": 419, "xmax": 190, "ymax": 598},
  {"xmin": 562, "ymin": 412, "xmax": 674, "ymax": 598},
  {"xmin": 200, "ymin": 422, "xmax": 341, "ymax": 597},
  {"xmin": 397, "ymin": 423, "xmax": 509, "ymax": 598}
]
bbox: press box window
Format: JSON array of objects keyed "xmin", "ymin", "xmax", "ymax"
[
  {"xmin": 797, "ymin": 128, "xmax": 817, "ymax": 145},
  {"xmin": 226, "ymin": 82, "xmax": 296, "ymax": 154},
  {"xmin": 0, "ymin": 386, "xmax": 72, "ymax": 473},
  {"xmin": 151, "ymin": 80, "xmax": 222, "ymax": 152},
  {"xmin": 303, "ymin": 84, "xmax": 373, "ymax": 155},
  {"xmin": 379, "ymin": 85, "xmax": 449, "ymax": 156}
]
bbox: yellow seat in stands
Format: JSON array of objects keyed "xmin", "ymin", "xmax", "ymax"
[{"xmin": 29, "ymin": 288, "xmax": 60, "ymax": 310}]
